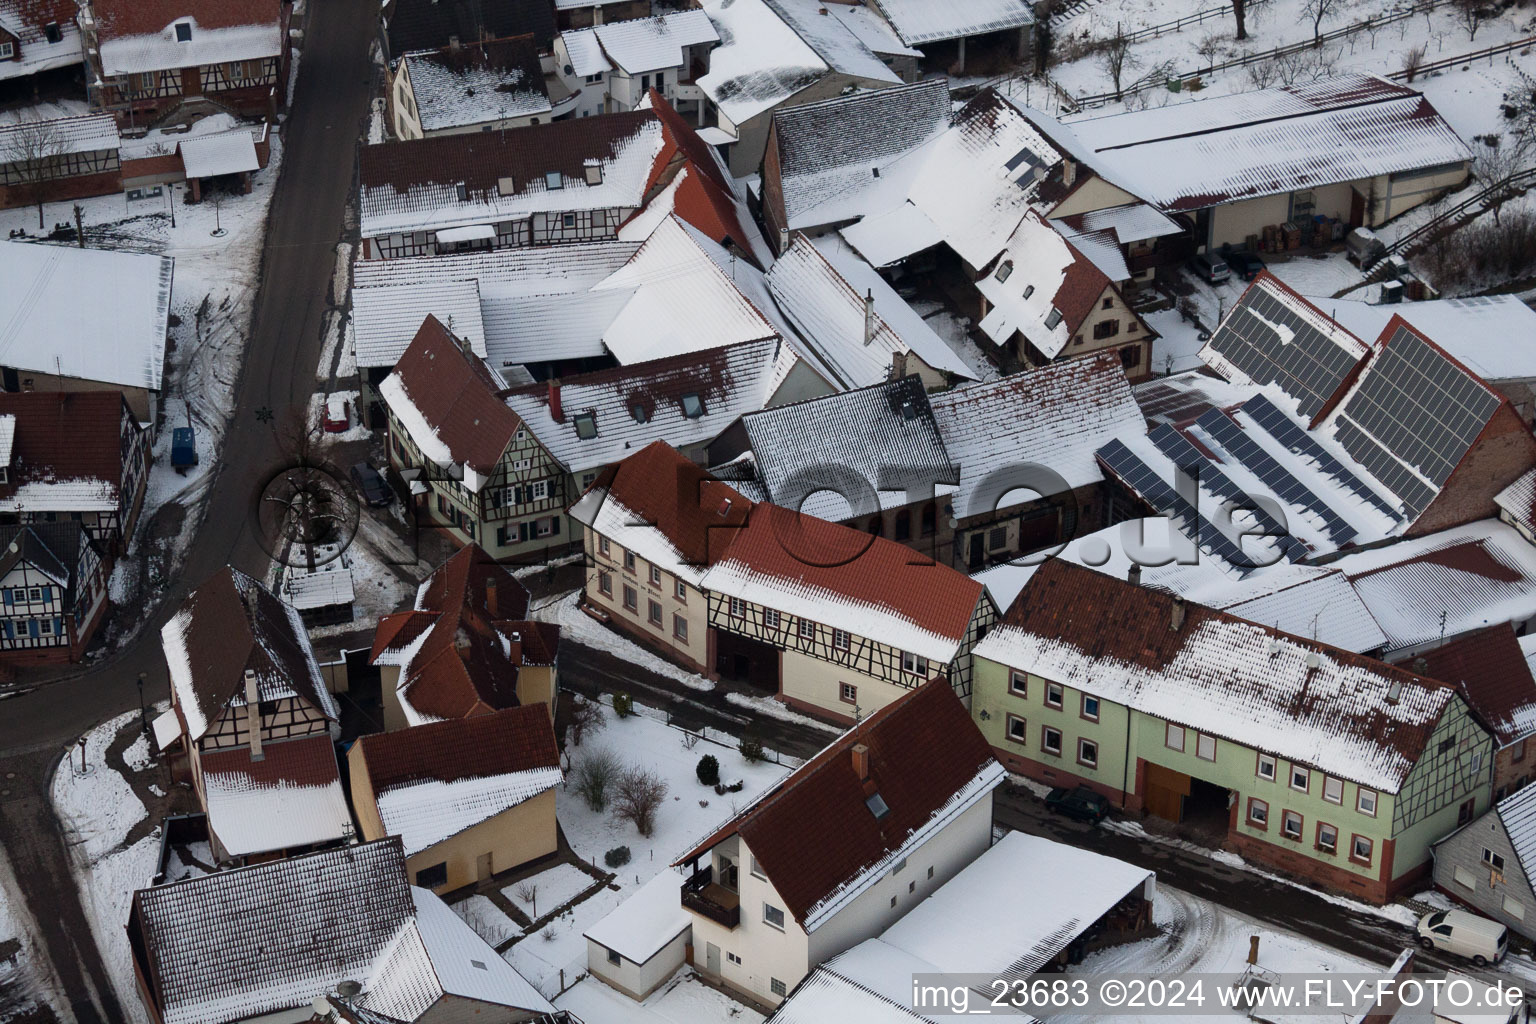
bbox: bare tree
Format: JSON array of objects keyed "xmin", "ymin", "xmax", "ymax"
[
  {"xmin": 1455, "ymin": 0, "xmax": 1485, "ymax": 41},
  {"xmin": 1099, "ymin": 27, "xmax": 1137, "ymax": 100},
  {"xmin": 2, "ymin": 121, "xmax": 67, "ymax": 230},
  {"xmin": 1195, "ymin": 33, "xmax": 1224, "ymax": 69},
  {"xmin": 613, "ymin": 766, "xmax": 669, "ymax": 837},
  {"xmin": 1474, "ymin": 133, "xmax": 1535, "ymax": 224},
  {"xmin": 1401, "ymin": 43, "xmax": 1427, "ymax": 83},
  {"xmin": 1303, "ymin": 0, "xmax": 1339, "ymax": 46},
  {"xmin": 1246, "ymin": 57, "xmax": 1280, "ymax": 89},
  {"xmin": 566, "ymin": 697, "xmax": 606, "ymax": 746},
  {"xmin": 573, "ymin": 748, "xmax": 621, "ymax": 812},
  {"xmin": 514, "ymin": 881, "xmax": 539, "ymax": 918},
  {"xmin": 1231, "ymin": 0, "xmax": 1248, "ymax": 41}
]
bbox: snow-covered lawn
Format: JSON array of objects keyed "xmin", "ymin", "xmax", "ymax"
[
  {"xmin": 50, "ymin": 709, "xmax": 163, "ymax": 1024},
  {"xmin": 1262, "ymin": 251, "xmax": 1368, "ymax": 298},
  {"xmin": 504, "ymin": 704, "xmax": 791, "ymax": 999},
  {"xmin": 504, "ymin": 863, "xmax": 602, "ymax": 925},
  {"xmin": 556, "ymin": 968, "xmax": 764, "ymax": 1024},
  {"xmin": 534, "ymin": 591, "xmax": 714, "ymax": 692},
  {"xmin": 1146, "ymin": 307, "xmax": 1208, "ymax": 375},
  {"xmin": 451, "ymin": 894, "xmax": 520, "ymax": 947}
]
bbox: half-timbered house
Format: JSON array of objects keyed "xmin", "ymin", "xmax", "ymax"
[
  {"xmin": 0, "ymin": 0, "xmax": 85, "ymax": 86},
  {"xmin": 0, "ymin": 391, "xmax": 151, "ymax": 558},
  {"xmin": 570, "ymin": 440, "xmax": 997, "ymax": 722},
  {"xmin": 159, "ymin": 566, "xmax": 350, "ymax": 865},
  {"xmin": 0, "ymin": 114, "xmax": 122, "ymax": 213},
  {"xmin": 369, "ymin": 542, "xmax": 559, "ymax": 730},
  {"xmin": 80, "ymin": 0, "xmax": 292, "ymax": 123},
  {"xmin": 0, "ymin": 522, "xmax": 108, "ymax": 663},
  {"xmin": 380, "ymin": 315, "xmax": 796, "ymax": 563}
]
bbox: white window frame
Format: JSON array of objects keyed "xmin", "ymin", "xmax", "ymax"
[
  {"xmin": 832, "ymin": 628, "xmax": 850, "ymax": 651},
  {"xmin": 1281, "ymin": 809, "xmax": 1303, "ymax": 839},
  {"xmin": 1323, "ymin": 776, "xmax": 1343, "ymax": 804},
  {"xmin": 1041, "ymin": 725, "xmax": 1063, "ymax": 756},
  {"xmin": 1257, "ymin": 753, "xmax": 1277, "ymax": 781},
  {"xmin": 763, "ymin": 608, "xmax": 781, "ymax": 629},
  {"xmin": 902, "ymin": 651, "xmax": 928, "ymax": 676},
  {"xmin": 1290, "ymin": 766, "xmax": 1310, "ymax": 793},
  {"xmin": 1196, "ymin": 733, "xmax": 1216, "ymax": 761},
  {"xmin": 1165, "ymin": 722, "xmax": 1185, "ymax": 752},
  {"xmin": 797, "ymin": 618, "xmax": 816, "ymax": 640},
  {"xmin": 0, "ymin": 41, "xmax": 14, "ymax": 59},
  {"xmin": 1077, "ymin": 737, "xmax": 1098, "ymax": 768},
  {"xmin": 1248, "ymin": 798, "xmax": 1268, "ymax": 826},
  {"xmin": 1044, "ymin": 681, "xmax": 1064, "ymax": 708},
  {"xmin": 1009, "ymin": 671, "xmax": 1027, "ymax": 697},
  {"xmin": 1357, "ymin": 787, "xmax": 1377, "ymax": 817},
  {"xmin": 530, "ymin": 479, "xmax": 549, "ymax": 501},
  {"xmin": 763, "ymin": 903, "xmax": 785, "ymax": 930}
]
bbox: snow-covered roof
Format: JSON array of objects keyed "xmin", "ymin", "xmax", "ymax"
[
  {"xmin": 0, "ymin": 0, "xmax": 83, "ymax": 80},
  {"xmin": 0, "ymin": 240, "xmax": 172, "ymax": 393},
  {"xmin": 178, "ymin": 128, "xmax": 259, "ymax": 178},
  {"xmin": 569, "ymin": 9, "xmax": 716, "ymax": 76},
  {"xmin": 1328, "ymin": 294, "xmax": 1536, "ymax": 384},
  {"xmin": 1051, "ymin": 202, "xmax": 1183, "ymax": 245},
  {"xmin": 770, "ymin": 961, "xmax": 940, "ymax": 1024},
  {"xmin": 880, "ymin": 830, "xmax": 1150, "ymax": 979},
  {"xmin": 98, "ymin": 18, "xmax": 281, "ymax": 77},
  {"xmin": 980, "ymin": 558, "xmax": 1463, "ymax": 791},
  {"xmin": 350, "ymin": 241, "xmax": 637, "ymax": 370},
  {"xmin": 559, "ymin": 26, "xmax": 609, "ymax": 76},
  {"xmin": 376, "ymin": 766, "xmax": 562, "ymax": 857},
  {"xmin": 870, "ymin": 0, "xmax": 1033, "ymax": 46},
  {"xmin": 1035, "ymin": 74, "xmax": 1471, "ymax": 213},
  {"xmin": 773, "ymin": 79, "xmax": 951, "ymax": 232},
  {"xmin": 823, "ymin": 2, "xmax": 919, "ymax": 59},
  {"xmin": 0, "ymin": 113, "xmax": 118, "ymax": 156},
  {"xmin": 280, "ymin": 556, "xmax": 355, "ymax": 611},
  {"xmin": 404, "ymin": 36, "xmax": 551, "ymax": 132},
  {"xmin": 201, "ymin": 735, "xmax": 352, "ymax": 859},
  {"xmin": 761, "ymin": 0, "xmax": 899, "ymax": 89},
  {"xmin": 975, "ymin": 210, "xmax": 1111, "ymax": 357},
  {"xmin": 1496, "ymin": 468, "xmax": 1536, "ymax": 535},
  {"xmin": 583, "ymin": 868, "xmax": 690, "ymax": 964},
  {"xmin": 930, "ymin": 353, "xmax": 1144, "ymax": 519},
  {"xmin": 1496, "ymin": 780, "xmax": 1536, "ymax": 880}
]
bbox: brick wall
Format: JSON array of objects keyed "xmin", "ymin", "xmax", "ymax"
[
  {"xmin": 0, "ymin": 168, "xmax": 123, "ymax": 211},
  {"xmin": 1411, "ymin": 403, "xmax": 1536, "ymax": 536},
  {"xmin": 760, "ymin": 121, "xmax": 789, "ymax": 255}
]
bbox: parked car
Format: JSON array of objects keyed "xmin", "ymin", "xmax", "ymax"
[
  {"xmin": 1044, "ymin": 785, "xmax": 1110, "ymax": 823},
  {"xmin": 1190, "ymin": 252, "xmax": 1231, "ymax": 285},
  {"xmin": 1416, "ymin": 909, "xmax": 1507, "ymax": 966},
  {"xmin": 1223, "ymin": 249, "xmax": 1264, "ymax": 281},
  {"xmin": 350, "ymin": 462, "xmax": 390, "ymax": 507},
  {"xmin": 322, "ymin": 394, "xmax": 350, "ymax": 433}
]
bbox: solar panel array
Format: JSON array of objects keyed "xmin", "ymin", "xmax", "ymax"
[
  {"xmin": 1242, "ymin": 394, "xmax": 1400, "ymax": 520},
  {"xmin": 1148, "ymin": 425, "xmax": 1308, "ymax": 562},
  {"xmin": 1098, "ymin": 439, "xmax": 1259, "ymax": 573},
  {"xmin": 1205, "ymin": 284, "xmax": 1364, "ymax": 419},
  {"xmin": 1334, "ymin": 326, "xmax": 1501, "ymax": 519},
  {"xmin": 1194, "ymin": 408, "xmax": 1358, "ymax": 548}
]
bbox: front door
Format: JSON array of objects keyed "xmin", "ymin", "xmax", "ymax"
[
  {"xmin": 1143, "ymin": 763, "xmax": 1191, "ymax": 822},
  {"xmin": 1350, "ymin": 189, "xmax": 1366, "ymax": 228},
  {"xmin": 706, "ymin": 942, "xmax": 721, "ymax": 975},
  {"xmin": 968, "ymin": 533, "xmax": 983, "ymax": 570},
  {"xmin": 476, "ymin": 852, "xmax": 493, "ymax": 881},
  {"xmin": 180, "ymin": 67, "xmax": 201, "ymax": 97}
]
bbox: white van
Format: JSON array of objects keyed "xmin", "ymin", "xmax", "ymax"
[{"xmin": 1416, "ymin": 909, "xmax": 1508, "ymax": 965}]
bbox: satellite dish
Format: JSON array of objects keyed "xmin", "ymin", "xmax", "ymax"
[{"xmin": 337, "ymin": 980, "xmax": 362, "ymax": 999}]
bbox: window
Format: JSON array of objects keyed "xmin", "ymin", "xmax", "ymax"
[
  {"xmin": 1484, "ymin": 848, "xmax": 1507, "ymax": 872},
  {"xmin": 1505, "ymin": 896, "xmax": 1526, "ymax": 921},
  {"xmin": 994, "ymin": 260, "xmax": 1013, "ymax": 282},
  {"xmin": 1022, "ymin": 284, "xmax": 1035, "ymax": 299},
  {"xmin": 1281, "ymin": 809, "xmax": 1303, "ymax": 839},
  {"xmin": 1102, "ymin": 296, "xmax": 1114, "ymax": 310},
  {"xmin": 641, "ymin": 73, "xmax": 651, "ymax": 91},
  {"xmin": 763, "ymin": 903, "xmax": 785, "ymax": 930},
  {"xmin": 416, "ymin": 862, "xmax": 448, "ymax": 888},
  {"xmin": 771, "ymin": 978, "xmax": 787, "ymax": 998},
  {"xmin": 134, "ymin": 71, "xmax": 158, "ymax": 92},
  {"xmin": 649, "ymin": 565, "xmax": 662, "ymax": 586},
  {"xmin": 1165, "ymin": 722, "xmax": 1185, "ymax": 752},
  {"xmin": 988, "ymin": 526, "xmax": 1008, "ymax": 551},
  {"xmin": 840, "ymin": 682, "xmax": 857, "ymax": 705},
  {"xmin": 573, "ymin": 412, "xmax": 597, "ymax": 439},
  {"xmin": 729, "ymin": 597, "xmax": 745, "ymax": 617},
  {"xmin": 750, "ymin": 855, "xmax": 765, "ymax": 879},
  {"xmin": 1317, "ymin": 823, "xmax": 1338, "ymax": 853},
  {"xmin": 1257, "ymin": 753, "xmax": 1277, "ymax": 781},
  {"xmin": 1459, "ymin": 798, "xmax": 1476, "ymax": 826},
  {"xmin": 455, "ymin": 182, "xmax": 469, "ymax": 202},
  {"xmin": 1009, "ymin": 671, "xmax": 1028, "ymax": 697},
  {"xmin": 1041, "ymin": 725, "xmax": 1062, "ymax": 756},
  {"xmin": 673, "ymin": 614, "xmax": 687, "ymax": 641},
  {"xmin": 623, "ymin": 550, "xmax": 637, "ymax": 572},
  {"xmin": 1093, "ymin": 319, "xmax": 1120, "ymax": 340},
  {"xmin": 797, "ymin": 618, "xmax": 815, "ymax": 640},
  {"xmin": 622, "ymin": 585, "xmax": 637, "ymax": 612},
  {"xmin": 1454, "ymin": 866, "xmax": 1478, "ymax": 890},
  {"xmin": 1120, "ymin": 345, "xmax": 1140, "ymax": 370},
  {"xmin": 562, "ymin": 213, "xmax": 576, "ymax": 228},
  {"xmin": 545, "ymin": 171, "xmax": 563, "ymax": 190},
  {"xmin": 1081, "ymin": 694, "xmax": 1099, "ymax": 721},
  {"xmin": 0, "ymin": 41, "xmax": 13, "ymax": 59},
  {"xmin": 1351, "ymin": 835, "xmax": 1373, "ymax": 865},
  {"xmin": 607, "ymin": 948, "xmax": 622, "ymax": 965},
  {"xmin": 1044, "ymin": 682, "xmax": 1063, "ymax": 708},
  {"xmin": 680, "ymin": 393, "xmax": 705, "ymax": 418},
  {"xmin": 1006, "ymin": 713, "xmax": 1027, "ymax": 743},
  {"xmin": 894, "ymin": 509, "xmax": 910, "ymax": 541},
  {"xmin": 598, "ymin": 536, "xmax": 611, "ymax": 556},
  {"xmin": 1323, "ymin": 776, "xmax": 1343, "ymax": 804},
  {"xmin": 1357, "ymin": 788, "xmax": 1377, "ymax": 817},
  {"xmin": 1044, "ymin": 308, "xmax": 1063, "ymax": 330},
  {"xmin": 174, "ymin": 21, "xmax": 192, "ymax": 40},
  {"xmin": 675, "ymin": 580, "xmax": 687, "ymax": 601},
  {"xmin": 598, "ymin": 572, "xmax": 612, "ymax": 596},
  {"xmin": 530, "ymin": 480, "xmax": 549, "ymax": 501},
  {"xmin": 1078, "ymin": 737, "xmax": 1098, "ymax": 768},
  {"xmin": 1290, "ymin": 766, "xmax": 1310, "ymax": 793},
  {"xmin": 832, "ymin": 629, "xmax": 850, "ymax": 650},
  {"xmin": 27, "ymin": 589, "xmax": 38, "ymax": 601},
  {"xmin": 648, "ymin": 599, "xmax": 663, "ymax": 626},
  {"xmin": 727, "ymin": 952, "xmax": 742, "ymax": 965},
  {"xmin": 1247, "ymin": 798, "xmax": 1268, "ymax": 828},
  {"xmin": 1196, "ymin": 733, "xmax": 1216, "ymax": 761},
  {"xmin": 902, "ymin": 651, "xmax": 928, "ymax": 676},
  {"xmin": 763, "ymin": 609, "xmax": 781, "ymax": 629}
]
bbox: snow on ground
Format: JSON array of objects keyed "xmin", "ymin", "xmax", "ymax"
[
  {"xmin": 504, "ymin": 704, "xmax": 790, "ymax": 999},
  {"xmin": 306, "ymin": 390, "xmax": 371, "ymax": 442},
  {"xmin": 451, "ymin": 894, "xmax": 520, "ymax": 947},
  {"xmin": 1146, "ymin": 307, "xmax": 1208, "ymax": 375},
  {"xmin": 534, "ymin": 591, "xmax": 715, "ymax": 692},
  {"xmin": 0, "ymin": 98, "xmax": 90, "ymax": 125},
  {"xmin": 1262, "ymin": 252, "xmax": 1368, "ymax": 299},
  {"xmin": 910, "ymin": 300, "xmax": 1002, "ymax": 381},
  {"xmin": 723, "ymin": 690, "xmax": 840, "ymax": 733},
  {"xmin": 557, "ymin": 968, "xmax": 765, "ymax": 1024},
  {"xmin": 51, "ymin": 709, "xmax": 160, "ymax": 1024},
  {"xmin": 505, "ymin": 863, "xmax": 602, "ymax": 926},
  {"xmin": 0, "ymin": 841, "xmax": 70, "ymax": 1023}
]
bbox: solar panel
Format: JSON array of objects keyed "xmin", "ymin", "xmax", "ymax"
[
  {"xmin": 1147, "ymin": 425, "xmax": 1308, "ymax": 562},
  {"xmin": 1194, "ymin": 408, "xmax": 1358, "ymax": 548},
  {"xmin": 1098, "ymin": 438, "xmax": 1283, "ymax": 574},
  {"xmin": 1334, "ymin": 326, "xmax": 1502, "ymax": 519},
  {"xmin": 1205, "ymin": 284, "xmax": 1365, "ymax": 419},
  {"xmin": 1242, "ymin": 394, "xmax": 1401, "ymax": 520}
]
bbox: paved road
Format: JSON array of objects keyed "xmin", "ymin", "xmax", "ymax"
[{"xmin": 0, "ymin": 0, "xmax": 377, "ymax": 1015}]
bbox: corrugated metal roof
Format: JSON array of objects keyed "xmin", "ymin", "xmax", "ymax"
[{"xmin": 870, "ymin": 0, "xmax": 1033, "ymax": 45}]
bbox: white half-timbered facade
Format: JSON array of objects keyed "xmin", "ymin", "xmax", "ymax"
[{"xmin": 0, "ymin": 522, "xmax": 108, "ymax": 662}]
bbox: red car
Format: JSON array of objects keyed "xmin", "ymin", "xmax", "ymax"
[{"xmin": 322, "ymin": 394, "xmax": 350, "ymax": 433}]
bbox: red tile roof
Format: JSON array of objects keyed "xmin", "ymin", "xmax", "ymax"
[
  {"xmin": 95, "ymin": 0, "xmax": 279, "ymax": 37},
  {"xmin": 199, "ymin": 732, "xmax": 343, "ymax": 788},
  {"xmin": 674, "ymin": 679, "xmax": 999, "ymax": 927},
  {"xmin": 582, "ymin": 439, "xmax": 751, "ymax": 567},
  {"xmin": 355, "ymin": 703, "xmax": 558, "ymax": 789},
  {"xmin": 387, "ymin": 315, "xmax": 522, "ymax": 475},
  {"xmin": 1417, "ymin": 623, "xmax": 1536, "ymax": 747},
  {"xmin": 0, "ymin": 390, "xmax": 130, "ymax": 505},
  {"xmin": 643, "ymin": 90, "xmax": 759, "ymax": 265}
]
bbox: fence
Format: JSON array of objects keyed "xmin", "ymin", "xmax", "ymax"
[
  {"xmin": 1369, "ymin": 166, "xmax": 1536, "ymax": 266},
  {"xmin": 1386, "ymin": 34, "xmax": 1536, "ymax": 80}
]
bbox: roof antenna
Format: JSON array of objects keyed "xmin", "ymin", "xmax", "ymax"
[{"xmin": 1439, "ymin": 609, "xmax": 1448, "ymax": 645}]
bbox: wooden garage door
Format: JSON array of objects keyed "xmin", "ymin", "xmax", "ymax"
[{"xmin": 1143, "ymin": 762, "xmax": 1191, "ymax": 822}]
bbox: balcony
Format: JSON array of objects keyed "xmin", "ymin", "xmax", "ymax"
[{"xmin": 681, "ymin": 866, "xmax": 740, "ymax": 928}]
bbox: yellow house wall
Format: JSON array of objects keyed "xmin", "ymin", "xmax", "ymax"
[
  {"xmin": 1047, "ymin": 176, "xmax": 1140, "ymax": 218},
  {"xmin": 404, "ymin": 788, "xmax": 559, "ymax": 893},
  {"xmin": 583, "ymin": 526, "xmax": 710, "ymax": 670},
  {"xmin": 778, "ymin": 648, "xmax": 914, "ymax": 720}
]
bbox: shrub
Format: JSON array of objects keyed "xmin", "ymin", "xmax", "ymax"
[
  {"xmin": 573, "ymin": 748, "xmax": 621, "ymax": 812},
  {"xmin": 696, "ymin": 754, "xmax": 720, "ymax": 786},
  {"xmin": 614, "ymin": 767, "xmax": 669, "ymax": 837},
  {"xmin": 681, "ymin": 730, "xmax": 700, "ymax": 750},
  {"xmin": 613, "ymin": 692, "xmax": 634, "ymax": 718},
  {"xmin": 604, "ymin": 845, "xmax": 631, "ymax": 868},
  {"xmin": 714, "ymin": 779, "xmax": 744, "ymax": 795},
  {"xmin": 739, "ymin": 736, "xmax": 765, "ymax": 763},
  {"xmin": 567, "ymin": 697, "xmax": 606, "ymax": 746}
]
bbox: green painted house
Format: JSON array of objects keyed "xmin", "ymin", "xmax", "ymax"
[{"xmin": 971, "ymin": 559, "xmax": 1494, "ymax": 904}]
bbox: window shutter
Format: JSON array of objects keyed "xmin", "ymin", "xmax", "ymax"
[
  {"xmin": 53, "ymin": 619, "xmax": 62, "ymax": 637},
  {"xmin": 519, "ymin": 520, "xmax": 530, "ymax": 543},
  {"xmin": 27, "ymin": 620, "xmax": 38, "ymax": 637},
  {"xmin": 514, "ymin": 485, "xmax": 524, "ymax": 505},
  {"xmin": 41, "ymin": 587, "xmax": 51, "ymax": 602},
  {"xmin": 1, "ymin": 590, "xmax": 10, "ymax": 606},
  {"xmin": 497, "ymin": 526, "xmax": 509, "ymax": 546},
  {"xmin": 551, "ymin": 516, "xmax": 560, "ymax": 535}
]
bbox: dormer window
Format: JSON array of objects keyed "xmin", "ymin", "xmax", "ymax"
[
  {"xmin": 545, "ymin": 171, "xmax": 563, "ymax": 190},
  {"xmin": 44, "ymin": 22, "xmax": 61, "ymax": 43},
  {"xmin": 630, "ymin": 403, "xmax": 648, "ymax": 423},
  {"xmin": 0, "ymin": 41, "xmax": 12, "ymax": 59},
  {"xmin": 496, "ymin": 176, "xmax": 515, "ymax": 196},
  {"xmin": 865, "ymin": 792, "xmax": 890, "ymax": 820},
  {"xmin": 455, "ymin": 182, "xmax": 468, "ymax": 202},
  {"xmin": 1044, "ymin": 308, "xmax": 1063, "ymax": 330},
  {"xmin": 680, "ymin": 393, "xmax": 704, "ymax": 419},
  {"xmin": 573, "ymin": 412, "xmax": 597, "ymax": 439},
  {"xmin": 994, "ymin": 260, "xmax": 1013, "ymax": 282},
  {"xmin": 1022, "ymin": 284, "xmax": 1034, "ymax": 299},
  {"xmin": 584, "ymin": 160, "xmax": 603, "ymax": 185},
  {"xmin": 174, "ymin": 21, "xmax": 192, "ymax": 41}
]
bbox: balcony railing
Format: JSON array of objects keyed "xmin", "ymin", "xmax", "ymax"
[{"xmin": 681, "ymin": 866, "xmax": 740, "ymax": 929}]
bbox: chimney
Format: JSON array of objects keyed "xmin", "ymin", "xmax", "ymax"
[
  {"xmin": 548, "ymin": 379, "xmax": 563, "ymax": 423},
  {"xmin": 1127, "ymin": 564, "xmax": 1142, "ymax": 587},
  {"xmin": 851, "ymin": 742, "xmax": 870, "ymax": 781},
  {"xmin": 486, "ymin": 578, "xmax": 500, "ymax": 619},
  {"xmin": 1169, "ymin": 596, "xmax": 1186, "ymax": 632},
  {"xmin": 1247, "ymin": 935, "xmax": 1260, "ymax": 966},
  {"xmin": 890, "ymin": 351, "xmax": 908, "ymax": 381},
  {"xmin": 243, "ymin": 669, "xmax": 264, "ymax": 762},
  {"xmin": 1412, "ymin": 656, "xmax": 1428, "ymax": 674},
  {"xmin": 862, "ymin": 289, "xmax": 876, "ymax": 347},
  {"xmin": 1062, "ymin": 158, "xmax": 1078, "ymax": 188}
]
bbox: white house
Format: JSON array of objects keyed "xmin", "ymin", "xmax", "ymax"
[{"xmin": 553, "ymin": 9, "xmax": 718, "ymax": 121}]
